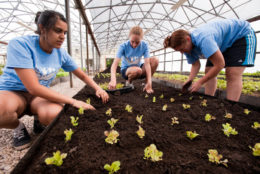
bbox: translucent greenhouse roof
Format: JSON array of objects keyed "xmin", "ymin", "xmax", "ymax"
[{"xmin": 0, "ymin": 0, "xmax": 260, "ymax": 55}]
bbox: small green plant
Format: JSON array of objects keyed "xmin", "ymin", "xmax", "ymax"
[
  {"xmin": 249, "ymin": 143, "xmax": 260, "ymax": 156},
  {"xmin": 107, "ymin": 118, "xmax": 118, "ymax": 129},
  {"xmin": 189, "ymin": 96, "xmax": 193, "ymax": 100},
  {"xmin": 207, "ymin": 149, "xmax": 228, "ymax": 167},
  {"xmin": 70, "ymin": 116, "xmax": 79, "ymax": 127},
  {"xmin": 104, "ymin": 161, "xmax": 121, "ymax": 174},
  {"xmin": 199, "ymin": 96, "xmax": 203, "ymax": 99},
  {"xmin": 153, "ymin": 96, "xmax": 156, "ymax": 103},
  {"xmin": 106, "ymin": 108, "xmax": 112, "ymax": 116},
  {"xmin": 252, "ymin": 122, "xmax": 260, "ymax": 129},
  {"xmin": 205, "ymin": 114, "xmax": 216, "ymax": 122},
  {"xmin": 159, "ymin": 94, "xmax": 164, "ymax": 99},
  {"xmin": 244, "ymin": 109, "xmax": 250, "ymax": 115},
  {"xmin": 170, "ymin": 98, "xmax": 175, "ymax": 102},
  {"xmin": 222, "ymin": 123, "xmax": 238, "ymax": 137},
  {"xmin": 162, "ymin": 104, "xmax": 167, "ymax": 111},
  {"xmin": 86, "ymin": 98, "xmax": 91, "ymax": 104},
  {"xmin": 178, "ymin": 93, "xmax": 182, "ymax": 96},
  {"xmin": 104, "ymin": 130, "xmax": 119, "ymax": 144},
  {"xmin": 136, "ymin": 125, "xmax": 145, "ymax": 139},
  {"xmin": 186, "ymin": 131, "xmax": 199, "ymax": 140},
  {"xmin": 64, "ymin": 129, "xmax": 74, "ymax": 142},
  {"xmin": 45, "ymin": 150, "xmax": 67, "ymax": 166},
  {"xmin": 201, "ymin": 99, "xmax": 207, "ymax": 107},
  {"xmin": 145, "ymin": 94, "xmax": 149, "ymax": 98},
  {"xmin": 125, "ymin": 104, "xmax": 133, "ymax": 112},
  {"xmin": 182, "ymin": 104, "xmax": 190, "ymax": 110},
  {"xmin": 78, "ymin": 107, "xmax": 84, "ymax": 115},
  {"xmin": 171, "ymin": 117, "xmax": 179, "ymax": 125},
  {"xmin": 144, "ymin": 144, "xmax": 163, "ymax": 162},
  {"xmin": 224, "ymin": 112, "xmax": 232, "ymax": 119},
  {"xmin": 136, "ymin": 115, "xmax": 143, "ymax": 124}
]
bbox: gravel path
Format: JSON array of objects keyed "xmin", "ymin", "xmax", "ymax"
[{"xmin": 0, "ymin": 76, "xmax": 86, "ymax": 174}]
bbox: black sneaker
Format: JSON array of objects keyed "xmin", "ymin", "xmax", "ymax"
[
  {"xmin": 13, "ymin": 127, "xmax": 31, "ymax": 150},
  {"xmin": 33, "ymin": 116, "xmax": 46, "ymax": 134}
]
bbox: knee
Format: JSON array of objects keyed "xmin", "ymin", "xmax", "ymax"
[
  {"xmin": 150, "ymin": 57, "xmax": 159, "ymax": 67},
  {"xmin": 37, "ymin": 104, "xmax": 63, "ymax": 125},
  {"xmin": 128, "ymin": 68, "xmax": 142, "ymax": 78}
]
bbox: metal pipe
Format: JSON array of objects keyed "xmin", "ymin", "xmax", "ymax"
[
  {"xmin": 79, "ymin": 12, "xmax": 83, "ymax": 70},
  {"xmin": 86, "ymin": 26, "xmax": 89, "ymax": 74}
]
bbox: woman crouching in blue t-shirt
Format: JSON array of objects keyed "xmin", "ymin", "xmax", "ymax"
[
  {"xmin": 108, "ymin": 26, "xmax": 159, "ymax": 94},
  {"xmin": 0, "ymin": 10, "xmax": 109, "ymax": 150},
  {"xmin": 164, "ymin": 19, "xmax": 256, "ymax": 102}
]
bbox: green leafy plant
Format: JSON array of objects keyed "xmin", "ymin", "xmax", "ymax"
[
  {"xmin": 244, "ymin": 109, "xmax": 251, "ymax": 115},
  {"xmin": 107, "ymin": 118, "xmax": 118, "ymax": 129},
  {"xmin": 159, "ymin": 94, "xmax": 164, "ymax": 99},
  {"xmin": 136, "ymin": 125, "xmax": 145, "ymax": 139},
  {"xmin": 104, "ymin": 161, "xmax": 121, "ymax": 174},
  {"xmin": 201, "ymin": 99, "xmax": 207, "ymax": 107},
  {"xmin": 171, "ymin": 117, "xmax": 179, "ymax": 125},
  {"xmin": 153, "ymin": 96, "xmax": 156, "ymax": 103},
  {"xmin": 136, "ymin": 115, "xmax": 143, "ymax": 124},
  {"xmin": 104, "ymin": 130, "xmax": 119, "ymax": 144},
  {"xmin": 78, "ymin": 107, "xmax": 84, "ymax": 115},
  {"xmin": 252, "ymin": 122, "xmax": 260, "ymax": 129},
  {"xmin": 64, "ymin": 129, "xmax": 74, "ymax": 142},
  {"xmin": 45, "ymin": 150, "xmax": 67, "ymax": 166},
  {"xmin": 224, "ymin": 112, "xmax": 232, "ymax": 119},
  {"xmin": 205, "ymin": 114, "xmax": 216, "ymax": 122},
  {"xmin": 182, "ymin": 104, "xmax": 190, "ymax": 110},
  {"xmin": 144, "ymin": 144, "xmax": 163, "ymax": 162},
  {"xmin": 162, "ymin": 104, "xmax": 167, "ymax": 111},
  {"xmin": 70, "ymin": 116, "xmax": 79, "ymax": 127},
  {"xmin": 249, "ymin": 143, "xmax": 260, "ymax": 156},
  {"xmin": 170, "ymin": 98, "xmax": 175, "ymax": 102},
  {"xmin": 199, "ymin": 96, "xmax": 203, "ymax": 99},
  {"xmin": 207, "ymin": 149, "xmax": 228, "ymax": 167},
  {"xmin": 178, "ymin": 93, "xmax": 182, "ymax": 96},
  {"xmin": 145, "ymin": 94, "xmax": 149, "ymax": 98},
  {"xmin": 106, "ymin": 108, "xmax": 112, "ymax": 116},
  {"xmin": 189, "ymin": 96, "xmax": 193, "ymax": 100},
  {"xmin": 222, "ymin": 123, "xmax": 238, "ymax": 137},
  {"xmin": 125, "ymin": 104, "xmax": 133, "ymax": 112},
  {"xmin": 86, "ymin": 98, "xmax": 91, "ymax": 104},
  {"xmin": 186, "ymin": 131, "xmax": 199, "ymax": 140}
]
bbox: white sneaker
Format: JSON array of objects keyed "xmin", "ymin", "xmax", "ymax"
[{"xmin": 125, "ymin": 81, "xmax": 134, "ymax": 89}]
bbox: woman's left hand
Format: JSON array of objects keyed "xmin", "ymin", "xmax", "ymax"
[
  {"xmin": 96, "ymin": 88, "xmax": 109, "ymax": 103},
  {"xmin": 190, "ymin": 80, "xmax": 202, "ymax": 93}
]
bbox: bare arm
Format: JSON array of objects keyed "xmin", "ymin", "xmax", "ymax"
[
  {"xmin": 109, "ymin": 58, "xmax": 121, "ymax": 89},
  {"xmin": 189, "ymin": 60, "xmax": 201, "ymax": 81}
]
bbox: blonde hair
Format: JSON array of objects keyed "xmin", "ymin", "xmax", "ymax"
[
  {"xmin": 129, "ymin": 26, "xmax": 143, "ymax": 37},
  {"xmin": 164, "ymin": 29, "xmax": 190, "ymax": 49}
]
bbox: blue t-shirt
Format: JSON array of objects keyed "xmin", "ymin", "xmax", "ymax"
[
  {"xmin": 116, "ymin": 40, "xmax": 150, "ymax": 70},
  {"xmin": 0, "ymin": 35, "xmax": 78, "ymax": 91},
  {"xmin": 184, "ymin": 19, "xmax": 251, "ymax": 64}
]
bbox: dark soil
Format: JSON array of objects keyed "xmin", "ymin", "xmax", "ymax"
[{"xmin": 13, "ymin": 75, "xmax": 260, "ymax": 174}]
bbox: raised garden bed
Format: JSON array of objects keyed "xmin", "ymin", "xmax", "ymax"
[{"xmin": 12, "ymin": 72, "xmax": 260, "ymax": 174}]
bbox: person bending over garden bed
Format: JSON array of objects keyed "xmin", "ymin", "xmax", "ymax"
[
  {"xmin": 0, "ymin": 10, "xmax": 109, "ymax": 150},
  {"xmin": 109, "ymin": 26, "xmax": 159, "ymax": 94},
  {"xmin": 164, "ymin": 19, "xmax": 256, "ymax": 101}
]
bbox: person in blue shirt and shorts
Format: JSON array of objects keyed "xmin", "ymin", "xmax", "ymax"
[
  {"xmin": 164, "ymin": 19, "xmax": 256, "ymax": 102},
  {"xmin": 0, "ymin": 10, "xmax": 109, "ymax": 150},
  {"xmin": 109, "ymin": 26, "xmax": 159, "ymax": 93}
]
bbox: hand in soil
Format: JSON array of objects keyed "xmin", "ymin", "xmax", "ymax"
[
  {"xmin": 108, "ymin": 80, "xmax": 116, "ymax": 90},
  {"xmin": 96, "ymin": 88, "xmax": 109, "ymax": 103},
  {"xmin": 143, "ymin": 82, "xmax": 154, "ymax": 94},
  {"xmin": 73, "ymin": 100, "xmax": 96, "ymax": 110},
  {"xmin": 190, "ymin": 80, "xmax": 202, "ymax": 93},
  {"xmin": 182, "ymin": 80, "xmax": 192, "ymax": 94}
]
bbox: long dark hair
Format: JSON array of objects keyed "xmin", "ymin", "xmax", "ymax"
[{"xmin": 35, "ymin": 10, "xmax": 66, "ymax": 35}]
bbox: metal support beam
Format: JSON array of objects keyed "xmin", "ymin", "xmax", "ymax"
[
  {"xmin": 79, "ymin": 12, "xmax": 83, "ymax": 70},
  {"xmin": 180, "ymin": 53, "xmax": 183, "ymax": 74},
  {"xmin": 86, "ymin": 26, "xmax": 90, "ymax": 74},
  {"xmin": 164, "ymin": 49, "xmax": 166, "ymax": 72}
]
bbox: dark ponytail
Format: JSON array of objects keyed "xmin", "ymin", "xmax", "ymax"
[
  {"xmin": 164, "ymin": 29, "xmax": 190, "ymax": 49},
  {"xmin": 35, "ymin": 10, "xmax": 67, "ymax": 35}
]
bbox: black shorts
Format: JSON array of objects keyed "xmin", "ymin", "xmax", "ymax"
[
  {"xmin": 13, "ymin": 91, "xmax": 36, "ymax": 118},
  {"xmin": 121, "ymin": 63, "xmax": 146, "ymax": 80},
  {"xmin": 206, "ymin": 29, "xmax": 257, "ymax": 67}
]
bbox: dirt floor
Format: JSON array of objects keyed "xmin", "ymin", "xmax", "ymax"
[{"xmin": 12, "ymin": 75, "xmax": 260, "ymax": 174}]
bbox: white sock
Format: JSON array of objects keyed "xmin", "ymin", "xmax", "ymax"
[{"xmin": 14, "ymin": 121, "xmax": 25, "ymax": 131}]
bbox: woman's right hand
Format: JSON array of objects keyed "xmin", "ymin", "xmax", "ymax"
[
  {"xmin": 72, "ymin": 99, "xmax": 96, "ymax": 110},
  {"xmin": 108, "ymin": 80, "xmax": 116, "ymax": 90}
]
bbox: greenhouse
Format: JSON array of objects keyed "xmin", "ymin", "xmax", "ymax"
[{"xmin": 0, "ymin": 0, "xmax": 259, "ymax": 173}]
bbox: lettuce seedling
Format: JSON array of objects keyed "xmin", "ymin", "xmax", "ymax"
[
  {"xmin": 162, "ymin": 104, "xmax": 167, "ymax": 112},
  {"xmin": 64, "ymin": 128, "xmax": 74, "ymax": 142},
  {"xmin": 136, "ymin": 115, "xmax": 143, "ymax": 124},
  {"xmin": 104, "ymin": 130, "xmax": 119, "ymax": 144},
  {"xmin": 224, "ymin": 112, "xmax": 232, "ymax": 119},
  {"xmin": 78, "ymin": 107, "xmax": 84, "ymax": 115},
  {"xmin": 170, "ymin": 98, "xmax": 175, "ymax": 103},
  {"xmin": 106, "ymin": 108, "xmax": 112, "ymax": 116},
  {"xmin": 182, "ymin": 104, "xmax": 190, "ymax": 110},
  {"xmin": 205, "ymin": 114, "xmax": 216, "ymax": 122},
  {"xmin": 201, "ymin": 99, "xmax": 207, "ymax": 107},
  {"xmin": 171, "ymin": 117, "xmax": 179, "ymax": 125},
  {"xmin": 125, "ymin": 104, "xmax": 133, "ymax": 112},
  {"xmin": 199, "ymin": 96, "xmax": 203, "ymax": 99},
  {"xmin": 252, "ymin": 122, "xmax": 260, "ymax": 129},
  {"xmin": 222, "ymin": 123, "xmax": 238, "ymax": 137},
  {"xmin": 159, "ymin": 94, "xmax": 164, "ymax": 99},
  {"xmin": 107, "ymin": 118, "xmax": 118, "ymax": 129},
  {"xmin": 244, "ymin": 109, "xmax": 250, "ymax": 115},
  {"xmin": 189, "ymin": 96, "xmax": 193, "ymax": 100},
  {"xmin": 144, "ymin": 144, "xmax": 163, "ymax": 162},
  {"xmin": 178, "ymin": 93, "xmax": 182, "ymax": 96},
  {"xmin": 136, "ymin": 125, "xmax": 145, "ymax": 139},
  {"xmin": 207, "ymin": 149, "xmax": 228, "ymax": 167},
  {"xmin": 186, "ymin": 131, "xmax": 199, "ymax": 140},
  {"xmin": 145, "ymin": 94, "xmax": 149, "ymax": 98},
  {"xmin": 45, "ymin": 150, "xmax": 67, "ymax": 166},
  {"xmin": 70, "ymin": 116, "xmax": 79, "ymax": 127},
  {"xmin": 104, "ymin": 161, "xmax": 121, "ymax": 174},
  {"xmin": 153, "ymin": 96, "xmax": 156, "ymax": 103},
  {"xmin": 249, "ymin": 143, "xmax": 260, "ymax": 156},
  {"xmin": 86, "ymin": 98, "xmax": 91, "ymax": 104}
]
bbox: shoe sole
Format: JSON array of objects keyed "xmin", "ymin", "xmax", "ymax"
[{"xmin": 13, "ymin": 142, "xmax": 31, "ymax": 151}]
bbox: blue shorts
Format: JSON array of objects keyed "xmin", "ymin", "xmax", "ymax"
[{"xmin": 121, "ymin": 64, "xmax": 145, "ymax": 80}]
